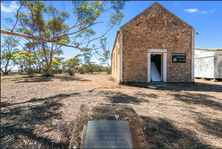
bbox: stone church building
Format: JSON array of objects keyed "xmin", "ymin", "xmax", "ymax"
[{"xmin": 111, "ymin": 2, "xmax": 194, "ymax": 83}]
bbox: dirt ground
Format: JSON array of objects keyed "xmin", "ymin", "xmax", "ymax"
[{"xmin": 1, "ymin": 73, "xmax": 222, "ymax": 148}]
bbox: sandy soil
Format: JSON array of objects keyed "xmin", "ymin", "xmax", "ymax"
[{"xmin": 1, "ymin": 73, "xmax": 222, "ymax": 148}]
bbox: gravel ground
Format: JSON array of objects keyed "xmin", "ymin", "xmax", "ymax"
[{"xmin": 1, "ymin": 73, "xmax": 222, "ymax": 148}]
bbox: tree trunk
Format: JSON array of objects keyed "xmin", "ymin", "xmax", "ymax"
[
  {"xmin": 21, "ymin": 65, "xmax": 24, "ymax": 72},
  {"xmin": 47, "ymin": 43, "xmax": 54, "ymax": 75},
  {"xmin": 5, "ymin": 59, "xmax": 9, "ymax": 74},
  {"xmin": 47, "ymin": 66, "xmax": 52, "ymax": 74}
]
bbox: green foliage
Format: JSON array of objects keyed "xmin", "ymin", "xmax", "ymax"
[
  {"xmin": 2, "ymin": 1, "xmax": 127, "ymax": 74},
  {"xmin": 31, "ymin": 97, "xmax": 37, "ymax": 101},
  {"xmin": 52, "ymin": 69, "xmax": 63, "ymax": 74},
  {"xmin": 63, "ymin": 54, "xmax": 81, "ymax": 75},
  {"xmin": 11, "ymin": 1, "xmax": 70, "ymax": 73},
  {"xmin": 68, "ymin": 68, "xmax": 75, "ymax": 76},
  {"xmin": 104, "ymin": 67, "xmax": 111, "ymax": 74},
  {"xmin": 148, "ymin": 123, "xmax": 157, "ymax": 131},
  {"xmin": 24, "ymin": 67, "xmax": 36, "ymax": 76},
  {"xmin": 42, "ymin": 71, "xmax": 54, "ymax": 77},
  {"xmin": 1, "ymin": 36, "xmax": 19, "ymax": 74},
  {"xmin": 95, "ymin": 38, "xmax": 111, "ymax": 68},
  {"xmin": 77, "ymin": 66, "xmax": 85, "ymax": 74},
  {"xmin": 43, "ymin": 100, "xmax": 49, "ymax": 103}
]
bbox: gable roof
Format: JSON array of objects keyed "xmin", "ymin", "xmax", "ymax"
[
  {"xmin": 111, "ymin": 2, "xmax": 194, "ymax": 58},
  {"xmin": 120, "ymin": 2, "xmax": 193, "ymax": 29}
]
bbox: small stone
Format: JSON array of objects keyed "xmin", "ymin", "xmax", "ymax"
[
  {"xmin": 73, "ymin": 146, "xmax": 76, "ymax": 148},
  {"xmin": 78, "ymin": 115, "xmax": 81, "ymax": 118},
  {"xmin": 115, "ymin": 115, "xmax": 119, "ymax": 119}
]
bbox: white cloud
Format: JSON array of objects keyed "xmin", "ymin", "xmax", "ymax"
[
  {"xmin": 1, "ymin": 1, "xmax": 19, "ymax": 13},
  {"xmin": 200, "ymin": 11, "xmax": 208, "ymax": 14},
  {"xmin": 184, "ymin": 8, "xmax": 198, "ymax": 13},
  {"xmin": 211, "ymin": 8, "xmax": 216, "ymax": 13},
  {"xmin": 184, "ymin": 7, "xmax": 216, "ymax": 14}
]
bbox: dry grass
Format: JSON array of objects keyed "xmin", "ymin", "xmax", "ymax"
[{"xmin": 1, "ymin": 73, "xmax": 222, "ymax": 148}]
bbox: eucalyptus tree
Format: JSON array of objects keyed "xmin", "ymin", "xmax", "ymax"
[
  {"xmin": 0, "ymin": 36, "xmax": 19, "ymax": 74},
  {"xmin": 1, "ymin": 1, "xmax": 126, "ymax": 73},
  {"xmin": 13, "ymin": 50, "xmax": 31, "ymax": 72},
  {"xmin": 63, "ymin": 54, "xmax": 81, "ymax": 75},
  {"xmin": 95, "ymin": 37, "xmax": 111, "ymax": 67},
  {"xmin": 13, "ymin": 1, "xmax": 70, "ymax": 74}
]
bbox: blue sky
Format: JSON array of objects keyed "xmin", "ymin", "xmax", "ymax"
[{"xmin": 1, "ymin": 1, "xmax": 222, "ymax": 66}]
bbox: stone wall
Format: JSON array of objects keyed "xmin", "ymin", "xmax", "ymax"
[
  {"xmin": 111, "ymin": 33, "xmax": 120, "ymax": 82},
  {"xmin": 120, "ymin": 2, "xmax": 193, "ymax": 82}
]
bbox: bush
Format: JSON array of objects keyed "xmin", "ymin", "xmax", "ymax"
[
  {"xmin": 68, "ymin": 68, "xmax": 75, "ymax": 76},
  {"xmin": 104, "ymin": 67, "xmax": 111, "ymax": 74},
  {"xmin": 78, "ymin": 66, "xmax": 85, "ymax": 74},
  {"xmin": 24, "ymin": 67, "xmax": 36, "ymax": 77},
  {"xmin": 57, "ymin": 69, "xmax": 63, "ymax": 74},
  {"xmin": 52, "ymin": 69, "xmax": 63, "ymax": 74},
  {"xmin": 42, "ymin": 71, "xmax": 54, "ymax": 77}
]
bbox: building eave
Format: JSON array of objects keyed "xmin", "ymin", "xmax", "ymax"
[{"xmin": 111, "ymin": 31, "xmax": 119, "ymax": 58}]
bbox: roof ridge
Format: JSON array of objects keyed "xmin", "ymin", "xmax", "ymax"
[{"xmin": 120, "ymin": 2, "xmax": 192, "ymax": 29}]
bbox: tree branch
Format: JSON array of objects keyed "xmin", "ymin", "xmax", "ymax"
[{"xmin": 11, "ymin": 2, "xmax": 24, "ymax": 32}]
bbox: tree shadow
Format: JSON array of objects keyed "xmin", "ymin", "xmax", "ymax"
[
  {"xmin": 140, "ymin": 116, "xmax": 211, "ymax": 148},
  {"xmin": 190, "ymin": 110, "xmax": 222, "ymax": 139},
  {"xmin": 97, "ymin": 91, "xmax": 150, "ymax": 104},
  {"xmin": 136, "ymin": 93, "xmax": 157, "ymax": 99},
  {"xmin": 53, "ymin": 76, "xmax": 91, "ymax": 82},
  {"xmin": 14, "ymin": 76, "xmax": 91, "ymax": 83},
  {"xmin": 0, "ymin": 93, "xmax": 80, "ymax": 108},
  {"xmin": 14, "ymin": 77, "xmax": 53, "ymax": 83},
  {"xmin": 122, "ymin": 82, "xmax": 222, "ymax": 93},
  {"xmin": 173, "ymin": 92, "xmax": 222, "ymax": 111},
  {"xmin": 0, "ymin": 92, "xmax": 80, "ymax": 148}
]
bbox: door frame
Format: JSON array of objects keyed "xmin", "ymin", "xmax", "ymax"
[{"xmin": 147, "ymin": 49, "xmax": 167, "ymax": 82}]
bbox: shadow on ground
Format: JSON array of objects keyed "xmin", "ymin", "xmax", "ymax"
[
  {"xmin": 97, "ymin": 91, "xmax": 150, "ymax": 104},
  {"xmin": 140, "ymin": 116, "xmax": 211, "ymax": 148},
  {"xmin": 123, "ymin": 82, "xmax": 222, "ymax": 92},
  {"xmin": 1, "ymin": 87, "xmax": 220, "ymax": 148},
  {"xmin": 189, "ymin": 110, "xmax": 222, "ymax": 139},
  {"xmin": 13, "ymin": 76, "xmax": 91, "ymax": 83},
  {"xmin": 173, "ymin": 92, "xmax": 222, "ymax": 111},
  {"xmin": 1, "ymin": 92, "xmax": 79, "ymax": 148}
]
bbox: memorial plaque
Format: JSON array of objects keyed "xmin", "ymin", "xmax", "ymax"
[
  {"xmin": 172, "ymin": 53, "xmax": 186, "ymax": 63},
  {"xmin": 85, "ymin": 121, "xmax": 133, "ymax": 148}
]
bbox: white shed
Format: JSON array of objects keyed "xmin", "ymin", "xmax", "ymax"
[{"xmin": 194, "ymin": 48, "xmax": 222, "ymax": 79}]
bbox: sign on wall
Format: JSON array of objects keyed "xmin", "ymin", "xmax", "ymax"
[{"xmin": 172, "ymin": 53, "xmax": 186, "ymax": 63}]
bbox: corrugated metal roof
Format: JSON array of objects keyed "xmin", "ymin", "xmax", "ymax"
[{"xmin": 195, "ymin": 48, "xmax": 222, "ymax": 51}]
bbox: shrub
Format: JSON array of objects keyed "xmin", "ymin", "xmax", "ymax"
[
  {"xmin": 68, "ymin": 68, "xmax": 75, "ymax": 76},
  {"xmin": 78, "ymin": 66, "xmax": 85, "ymax": 74},
  {"xmin": 104, "ymin": 67, "xmax": 111, "ymax": 74},
  {"xmin": 52, "ymin": 69, "xmax": 64, "ymax": 74},
  {"xmin": 147, "ymin": 123, "xmax": 157, "ymax": 131},
  {"xmin": 57, "ymin": 69, "xmax": 63, "ymax": 74},
  {"xmin": 42, "ymin": 71, "xmax": 54, "ymax": 77},
  {"xmin": 24, "ymin": 67, "xmax": 36, "ymax": 77}
]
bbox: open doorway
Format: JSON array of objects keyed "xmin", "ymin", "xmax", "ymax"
[
  {"xmin": 151, "ymin": 54, "xmax": 162, "ymax": 81},
  {"xmin": 147, "ymin": 49, "xmax": 167, "ymax": 83}
]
